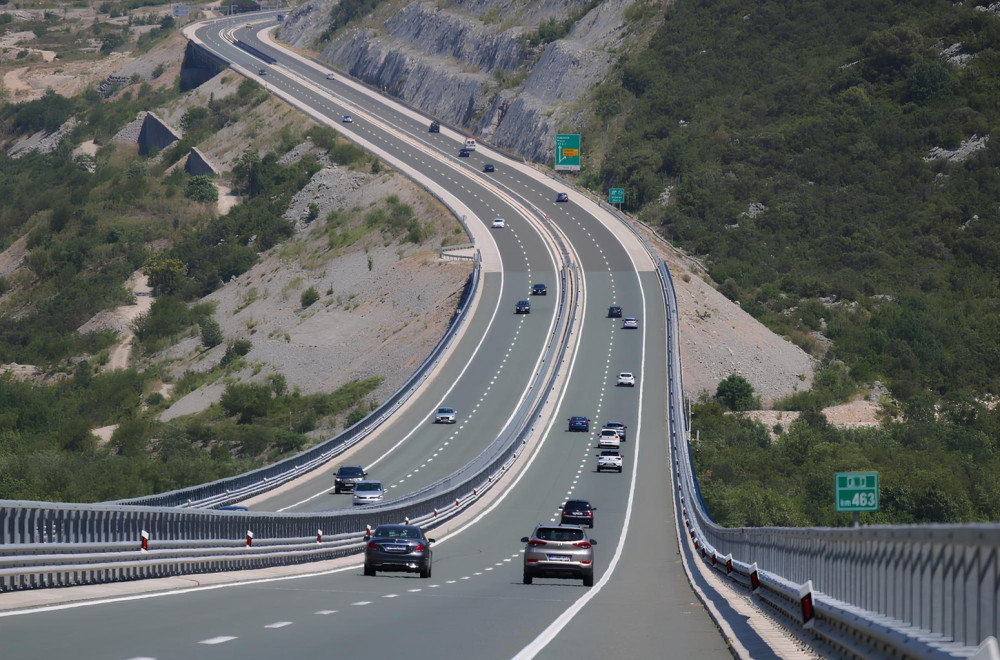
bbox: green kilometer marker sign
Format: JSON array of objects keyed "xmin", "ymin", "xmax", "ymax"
[
  {"xmin": 835, "ymin": 471, "xmax": 879, "ymax": 512},
  {"xmin": 555, "ymin": 134, "xmax": 581, "ymax": 171},
  {"xmin": 609, "ymin": 188, "xmax": 625, "ymax": 204}
]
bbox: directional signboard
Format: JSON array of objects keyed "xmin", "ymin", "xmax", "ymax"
[
  {"xmin": 555, "ymin": 134, "xmax": 581, "ymax": 171},
  {"xmin": 609, "ymin": 188, "xmax": 625, "ymax": 204},
  {"xmin": 835, "ymin": 471, "xmax": 879, "ymax": 512}
]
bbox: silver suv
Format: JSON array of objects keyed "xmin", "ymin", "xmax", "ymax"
[{"xmin": 521, "ymin": 524, "xmax": 596, "ymax": 587}]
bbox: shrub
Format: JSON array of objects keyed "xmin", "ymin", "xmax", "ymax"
[{"xmin": 300, "ymin": 286, "xmax": 319, "ymax": 308}]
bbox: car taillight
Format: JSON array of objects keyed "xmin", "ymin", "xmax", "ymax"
[
  {"xmin": 587, "ymin": 511, "xmax": 593, "ymax": 517},
  {"xmin": 414, "ymin": 543, "xmax": 426, "ymax": 552},
  {"xmin": 367, "ymin": 541, "xmax": 377, "ymax": 550},
  {"xmin": 528, "ymin": 540, "xmax": 547, "ymax": 547},
  {"xmin": 573, "ymin": 542, "xmax": 592, "ymax": 549}
]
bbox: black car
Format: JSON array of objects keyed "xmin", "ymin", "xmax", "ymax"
[
  {"xmin": 459, "ymin": 148, "xmax": 470, "ymax": 157},
  {"xmin": 568, "ymin": 416, "xmax": 590, "ymax": 432},
  {"xmin": 364, "ymin": 524, "xmax": 434, "ymax": 578},
  {"xmin": 608, "ymin": 305, "xmax": 622, "ymax": 318},
  {"xmin": 516, "ymin": 300, "xmax": 531, "ymax": 314},
  {"xmin": 556, "ymin": 192, "xmax": 569, "ymax": 202},
  {"xmin": 561, "ymin": 499, "xmax": 596, "ymax": 528},
  {"xmin": 532, "ymin": 283, "xmax": 547, "ymax": 296},
  {"xmin": 483, "ymin": 163, "xmax": 495, "ymax": 172},
  {"xmin": 334, "ymin": 465, "xmax": 367, "ymax": 493},
  {"xmin": 429, "ymin": 121, "xmax": 440, "ymax": 133}
]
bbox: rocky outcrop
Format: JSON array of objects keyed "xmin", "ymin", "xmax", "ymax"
[{"xmin": 278, "ymin": 0, "xmax": 633, "ymax": 164}]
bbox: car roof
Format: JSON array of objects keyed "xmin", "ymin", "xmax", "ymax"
[
  {"xmin": 338, "ymin": 465, "xmax": 364, "ymax": 471},
  {"xmin": 565, "ymin": 499, "xmax": 591, "ymax": 507},
  {"xmin": 438, "ymin": 406, "xmax": 454, "ymax": 411},
  {"xmin": 355, "ymin": 480, "xmax": 382, "ymax": 487},
  {"xmin": 605, "ymin": 421, "xmax": 625, "ymax": 426},
  {"xmin": 570, "ymin": 415, "xmax": 588, "ymax": 420}
]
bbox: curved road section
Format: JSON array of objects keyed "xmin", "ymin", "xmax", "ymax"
[{"xmin": 0, "ymin": 15, "xmax": 736, "ymax": 660}]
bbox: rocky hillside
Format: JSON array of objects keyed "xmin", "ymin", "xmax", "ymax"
[{"xmin": 278, "ymin": 0, "xmax": 642, "ymax": 162}]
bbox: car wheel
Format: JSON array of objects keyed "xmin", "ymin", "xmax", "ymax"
[
  {"xmin": 589, "ymin": 521, "xmax": 594, "ymax": 528},
  {"xmin": 420, "ymin": 563, "xmax": 431, "ymax": 579},
  {"xmin": 523, "ymin": 570, "xmax": 533, "ymax": 585},
  {"xmin": 364, "ymin": 563, "xmax": 376, "ymax": 576},
  {"xmin": 617, "ymin": 467, "xmax": 623, "ymax": 473},
  {"xmin": 583, "ymin": 574, "xmax": 594, "ymax": 587}
]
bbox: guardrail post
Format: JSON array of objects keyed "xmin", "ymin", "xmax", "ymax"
[
  {"xmin": 246, "ymin": 530, "xmax": 254, "ymax": 547},
  {"xmin": 141, "ymin": 530, "xmax": 149, "ymax": 551},
  {"xmin": 750, "ymin": 562, "xmax": 760, "ymax": 592},
  {"xmin": 799, "ymin": 579, "xmax": 815, "ymax": 628},
  {"xmin": 317, "ymin": 529, "xmax": 322, "ymax": 543}
]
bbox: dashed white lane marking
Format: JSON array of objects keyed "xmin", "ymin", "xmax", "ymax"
[
  {"xmin": 384, "ymin": 594, "xmax": 399, "ymax": 598},
  {"xmin": 199, "ymin": 636, "xmax": 237, "ymax": 645},
  {"xmin": 408, "ymin": 588, "xmax": 422, "ymax": 592},
  {"xmin": 352, "ymin": 601, "xmax": 372, "ymax": 606},
  {"xmin": 265, "ymin": 621, "xmax": 293, "ymax": 628},
  {"xmin": 315, "ymin": 610, "xmax": 337, "ymax": 615}
]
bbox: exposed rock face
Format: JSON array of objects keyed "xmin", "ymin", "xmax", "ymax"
[{"xmin": 278, "ymin": 0, "xmax": 632, "ymax": 163}]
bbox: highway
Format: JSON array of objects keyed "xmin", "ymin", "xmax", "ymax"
[{"xmin": 0, "ymin": 15, "xmax": 732, "ymax": 659}]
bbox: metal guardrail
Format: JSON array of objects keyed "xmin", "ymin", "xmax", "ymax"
[
  {"xmin": 0, "ymin": 239, "xmax": 577, "ymax": 593},
  {"xmin": 598, "ymin": 202, "xmax": 1000, "ymax": 656},
  {"xmin": 110, "ymin": 256, "xmax": 480, "ymax": 509}
]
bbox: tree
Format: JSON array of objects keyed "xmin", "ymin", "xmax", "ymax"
[
  {"xmin": 199, "ymin": 317, "xmax": 223, "ymax": 348},
  {"xmin": 716, "ymin": 374, "xmax": 755, "ymax": 411},
  {"xmin": 143, "ymin": 253, "xmax": 186, "ymax": 296},
  {"xmin": 220, "ymin": 383, "xmax": 273, "ymax": 424}
]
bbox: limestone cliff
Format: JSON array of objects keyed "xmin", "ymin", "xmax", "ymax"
[{"xmin": 278, "ymin": 0, "xmax": 635, "ymax": 163}]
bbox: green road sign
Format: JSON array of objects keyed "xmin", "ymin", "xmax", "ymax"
[
  {"xmin": 835, "ymin": 471, "xmax": 879, "ymax": 512},
  {"xmin": 609, "ymin": 188, "xmax": 625, "ymax": 204},
  {"xmin": 555, "ymin": 134, "xmax": 581, "ymax": 171}
]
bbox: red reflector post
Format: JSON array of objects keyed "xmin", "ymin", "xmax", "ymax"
[
  {"xmin": 141, "ymin": 530, "xmax": 149, "ymax": 551},
  {"xmin": 246, "ymin": 530, "xmax": 254, "ymax": 547},
  {"xmin": 750, "ymin": 562, "xmax": 760, "ymax": 592},
  {"xmin": 799, "ymin": 579, "xmax": 815, "ymax": 627}
]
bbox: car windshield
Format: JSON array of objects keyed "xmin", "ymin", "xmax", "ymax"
[
  {"xmin": 339, "ymin": 467, "xmax": 364, "ymax": 476},
  {"xmin": 620, "ymin": 373, "xmax": 632, "ymax": 378},
  {"xmin": 536, "ymin": 527, "xmax": 585, "ymax": 542},
  {"xmin": 438, "ymin": 407, "xmax": 454, "ymax": 414},
  {"xmin": 356, "ymin": 483, "xmax": 381, "ymax": 492}
]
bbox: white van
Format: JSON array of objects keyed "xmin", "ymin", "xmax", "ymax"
[{"xmin": 464, "ymin": 137, "xmax": 476, "ymax": 151}]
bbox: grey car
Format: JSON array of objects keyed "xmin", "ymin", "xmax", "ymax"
[
  {"xmin": 522, "ymin": 524, "xmax": 596, "ymax": 586},
  {"xmin": 352, "ymin": 480, "xmax": 384, "ymax": 505},
  {"xmin": 364, "ymin": 524, "xmax": 434, "ymax": 578}
]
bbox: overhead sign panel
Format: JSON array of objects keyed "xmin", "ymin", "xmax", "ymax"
[{"xmin": 555, "ymin": 134, "xmax": 581, "ymax": 171}]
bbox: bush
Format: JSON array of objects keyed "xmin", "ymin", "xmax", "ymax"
[
  {"xmin": 300, "ymin": 286, "xmax": 319, "ymax": 308},
  {"xmin": 185, "ymin": 175, "xmax": 218, "ymax": 203},
  {"xmin": 715, "ymin": 374, "xmax": 756, "ymax": 411},
  {"xmin": 199, "ymin": 317, "xmax": 223, "ymax": 348}
]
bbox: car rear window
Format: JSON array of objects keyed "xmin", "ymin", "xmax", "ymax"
[
  {"xmin": 536, "ymin": 527, "xmax": 585, "ymax": 541},
  {"xmin": 339, "ymin": 467, "xmax": 364, "ymax": 476},
  {"xmin": 565, "ymin": 500, "xmax": 589, "ymax": 509}
]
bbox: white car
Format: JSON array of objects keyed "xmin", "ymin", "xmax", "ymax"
[
  {"xmin": 598, "ymin": 428, "xmax": 621, "ymax": 449},
  {"xmin": 491, "ymin": 218, "xmax": 505, "ymax": 229},
  {"xmin": 326, "ymin": 73, "xmax": 335, "ymax": 80},
  {"xmin": 617, "ymin": 372, "xmax": 635, "ymax": 387},
  {"xmin": 353, "ymin": 480, "xmax": 384, "ymax": 505},
  {"xmin": 342, "ymin": 115, "xmax": 353, "ymax": 123},
  {"xmin": 435, "ymin": 406, "xmax": 457, "ymax": 424},
  {"xmin": 597, "ymin": 450, "xmax": 623, "ymax": 473},
  {"xmin": 622, "ymin": 317, "xmax": 639, "ymax": 329}
]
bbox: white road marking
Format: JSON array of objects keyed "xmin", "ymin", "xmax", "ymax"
[
  {"xmin": 199, "ymin": 636, "xmax": 237, "ymax": 645},
  {"xmin": 352, "ymin": 601, "xmax": 372, "ymax": 606},
  {"xmin": 265, "ymin": 621, "xmax": 293, "ymax": 628},
  {"xmin": 315, "ymin": 610, "xmax": 337, "ymax": 615}
]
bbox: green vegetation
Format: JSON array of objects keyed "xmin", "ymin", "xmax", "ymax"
[
  {"xmin": 691, "ymin": 396, "xmax": 1000, "ymax": 527},
  {"xmin": 601, "ymin": 1, "xmax": 1000, "ymax": 402},
  {"xmin": 300, "ymin": 286, "xmax": 319, "ymax": 308},
  {"xmin": 522, "ymin": 0, "xmax": 601, "ymax": 48}
]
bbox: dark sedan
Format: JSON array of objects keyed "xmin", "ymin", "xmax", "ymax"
[
  {"xmin": 364, "ymin": 524, "xmax": 434, "ymax": 578},
  {"xmin": 532, "ymin": 283, "xmax": 547, "ymax": 296},
  {"xmin": 568, "ymin": 416, "xmax": 590, "ymax": 432},
  {"xmin": 561, "ymin": 499, "xmax": 596, "ymax": 528}
]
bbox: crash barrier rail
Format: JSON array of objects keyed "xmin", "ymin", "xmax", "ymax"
[
  {"xmin": 659, "ymin": 262, "xmax": 999, "ymax": 655},
  {"xmin": 594, "ymin": 201, "xmax": 1000, "ymax": 657},
  {"xmin": 0, "ymin": 253, "xmax": 577, "ymax": 592},
  {"xmin": 111, "ymin": 254, "xmax": 481, "ymax": 509}
]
